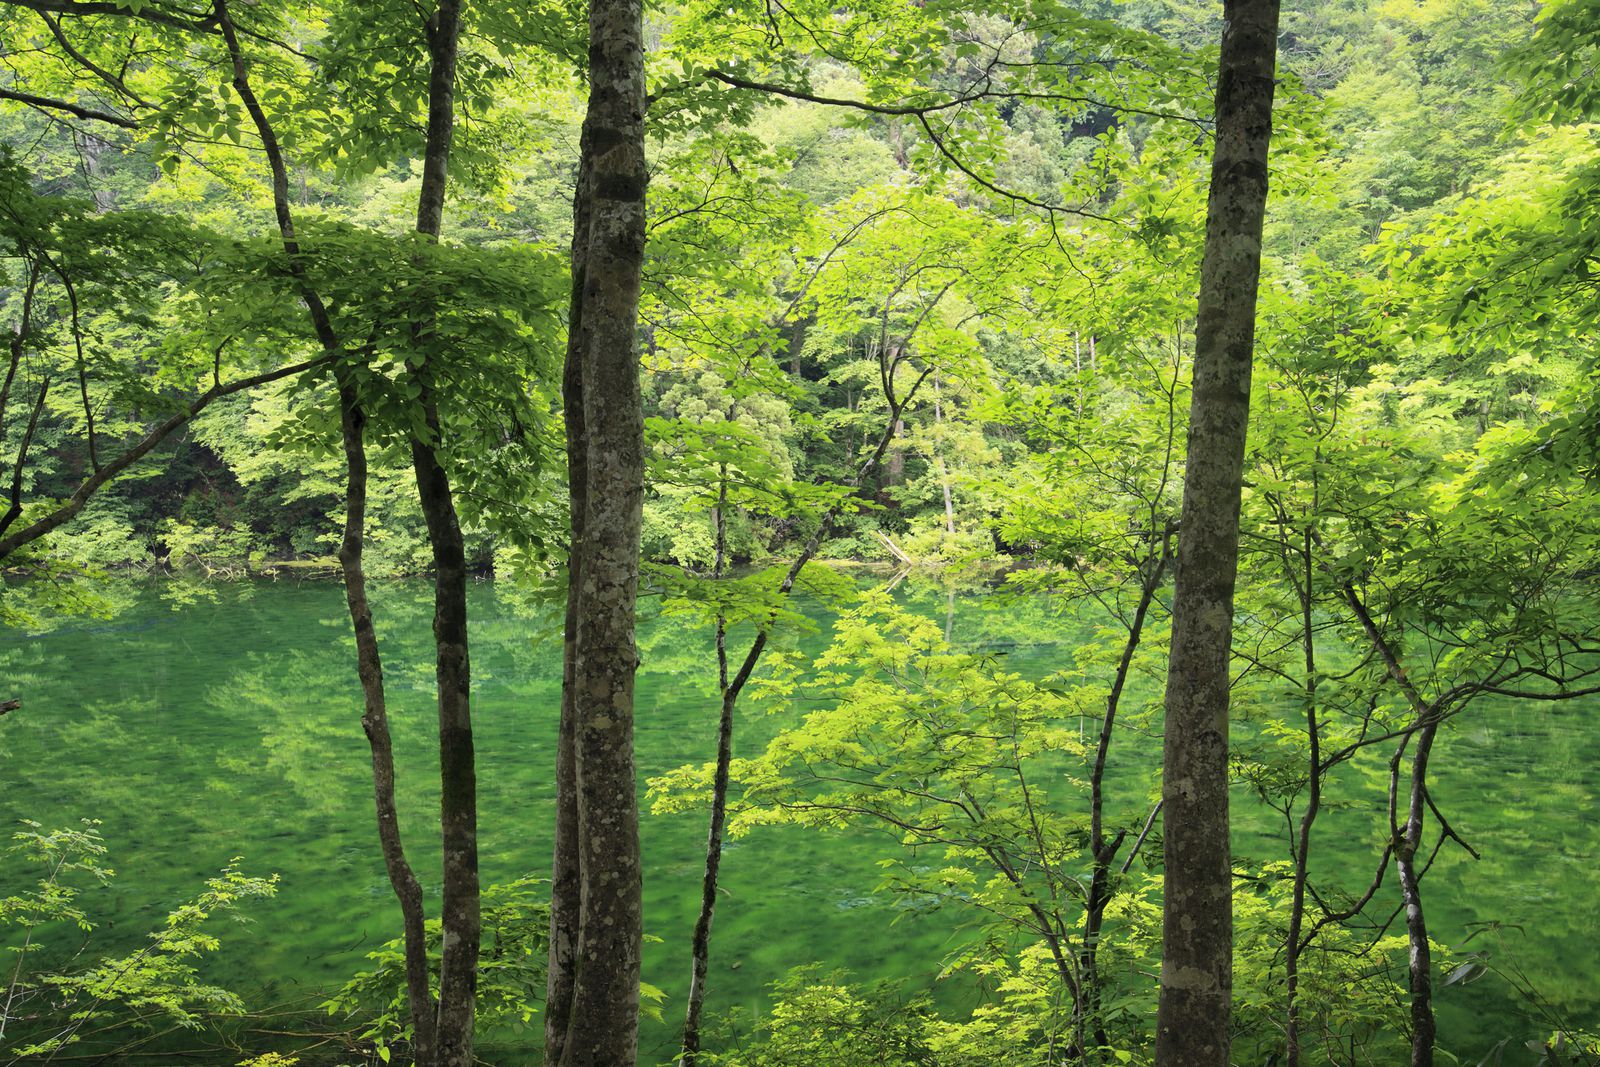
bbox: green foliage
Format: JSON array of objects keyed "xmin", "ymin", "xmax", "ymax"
[
  {"xmin": 6, "ymin": 0, "xmax": 1600, "ymax": 1062},
  {"xmin": 717, "ymin": 968, "xmax": 936, "ymax": 1067},
  {"xmin": 1230, "ymin": 866, "xmax": 1416, "ymax": 1063},
  {"xmin": 1, "ymin": 821, "xmax": 276, "ymax": 1063},
  {"xmin": 324, "ymin": 876, "xmax": 548, "ymax": 1056}
]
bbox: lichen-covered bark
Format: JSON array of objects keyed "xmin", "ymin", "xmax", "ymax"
[
  {"xmin": 1156, "ymin": 3, "xmax": 1280, "ymax": 1064},
  {"xmin": 549, "ymin": 0, "xmax": 649, "ymax": 1058}
]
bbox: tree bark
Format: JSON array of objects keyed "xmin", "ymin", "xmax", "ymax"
[
  {"xmin": 337, "ymin": 379, "xmax": 438, "ymax": 1066},
  {"xmin": 407, "ymin": 6, "xmax": 478, "ymax": 1064},
  {"xmin": 1155, "ymin": 3, "xmax": 1279, "ymax": 1064},
  {"xmin": 211, "ymin": 8, "xmax": 448, "ymax": 1057},
  {"xmin": 1284, "ymin": 528, "xmax": 1317, "ymax": 1066},
  {"xmin": 548, "ymin": 0, "xmax": 650, "ymax": 1057},
  {"xmin": 1395, "ymin": 720, "xmax": 1440, "ymax": 1067},
  {"xmin": 680, "ymin": 471, "xmax": 732, "ymax": 1067},
  {"xmin": 544, "ymin": 145, "xmax": 592, "ymax": 1067}
]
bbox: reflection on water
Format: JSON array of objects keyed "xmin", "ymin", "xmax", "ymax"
[{"xmin": 1, "ymin": 576, "xmax": 1596, "ymax": 1061}]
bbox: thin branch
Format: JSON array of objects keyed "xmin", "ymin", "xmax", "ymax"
[{"xmin": 0, "ymin": 352, "xmax": 334, "ymax": 562}]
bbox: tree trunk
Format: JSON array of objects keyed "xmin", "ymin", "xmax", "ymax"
[
  {"xmin": 1396, "ymin": 720, "xmax": 1440, "ymax": 1067},
  {"xmin": 680, "ymin": 472, "xmax": 732, "ymax": 1067},
  {"xmin": 548, "ymin": 0, "xmax": 650, "ymax": 1057},
  {"xmin": 886, "ymin": 417, "xmax": 906, "ymax": 486},
  {"xmin": 408, "ymin": 7, "xmax": 478, "ymax": 1064},
  {"xmin": 1083, "ymin": 557, "xmax": 1165, "ymax": 1050},
  {"xmin": 544, "ymin": 147, "xmax": 592, "ymax": 1067},
  {"xmin": 1284, "ymin": 528, "xmax": 1318, "ymax": 1066},
  {"xmin": 212, "ymin": 7, "xmax": 450, "ymax": 1055},
  {"xmin": 787, "ymin": 314, "xmax": 810, "ymax": 378},
  {"xmin": 1344, "ymin": 585, "xmax": 1441, "ymax": 1067},
  {"xmin": 1155, "ymin": 3, "xmax": 1280, "ymax": 1064},
  {"xmin": 676, "ymin": 371, "xmax": 932, "ymax": 1063},
  {"xmin": 337, "ymin": 380, "xmax": 438, "ymax": 1066},
  {"xmin": 409, "ymin": 415, "xmax": 478, "ymax": 1067}
]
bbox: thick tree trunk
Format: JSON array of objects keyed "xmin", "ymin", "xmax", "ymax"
[
  {"xmin": 1155, "ymin": 3, "xmax": 1279, "ymax": 1064},
  {"xmin": 548, "ymin": 0, "xmax": 650, "ymax": 1058}
]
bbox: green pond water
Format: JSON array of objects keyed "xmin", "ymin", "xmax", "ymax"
[{"xmin": 1, "ymin": 577, "xmax": 1596, "ymax": 1064}]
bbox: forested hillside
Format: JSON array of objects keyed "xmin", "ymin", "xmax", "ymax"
[
  {"xmin": 2, "ymin": 0, "xmax": 1573, "ymax": 584},
  {"xmin": 3, "ymin": 0, "xmax": 1599, "ymax": 1065}
]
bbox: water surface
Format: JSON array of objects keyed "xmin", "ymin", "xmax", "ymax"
[{"xmin": 1, "ymin": 578, "xmax": 1594, "ymax": 1062}]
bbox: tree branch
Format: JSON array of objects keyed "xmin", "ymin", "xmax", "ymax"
[
  {"xmin": 0, "ymin": 86, "xmax": 136, "ymax": 127},
  {"xmin": 0, "ymin": 352, "xmax": 335, "ymax": 562}
]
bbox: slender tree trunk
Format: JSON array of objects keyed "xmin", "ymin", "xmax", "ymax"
[
  {"xmin": 1083, "ymin": 557, "xmax": 1165, "ymax": 1051},
  {"xmin": 0, "ymin": 265, "xmax": 38, "ymax": 442},
  {"xmin": 550, "ymin": 0, "xmax": 650, "ymax": 1057},
  {"xmin": 409, "ymin": 415, "xmax": 478, "ymax": 1067},
  {"xmin": 337, "ymin": 380, "xmax": 438, "ymax": 1066},
  {"xmin": 544, "ymin": 149, "xmax": 592, "ymax": 1067},
  {"xmin": 212, "ymin": 8, "xmax": 448, "ymax": 1055},
  {"xmin": 1, "ymin": 373, "xmax": 48, "ymax": 542},
  {"xmin": 1344, "ymin": 584, "xmax": 1443, "ymax": 1067},
  {"xmin": 1396, "ymin": 720, "xmax": 1440, "ymax": 1067},
  {"xmin": 406, "ymin": 7, "xmax": 478, "ymax": 1064},
  {"xmin": 1344, "ymin": 584, "xmax": 1442, "ymax": 1067},
  {"xmin": 1284, "ymin": 528, "xmax": 1318, "ymax": 1066},
  {"xmin": 680, "ymin": 471, "xmax": 732, "ymax": 1067},
  {"xmin": 1156, "ymin": 3, "xmax": 1279, "ymax": 1063},
  {"xmin": 676, "ymin": 373, "xmax": 933, "ymax": 1062}
]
